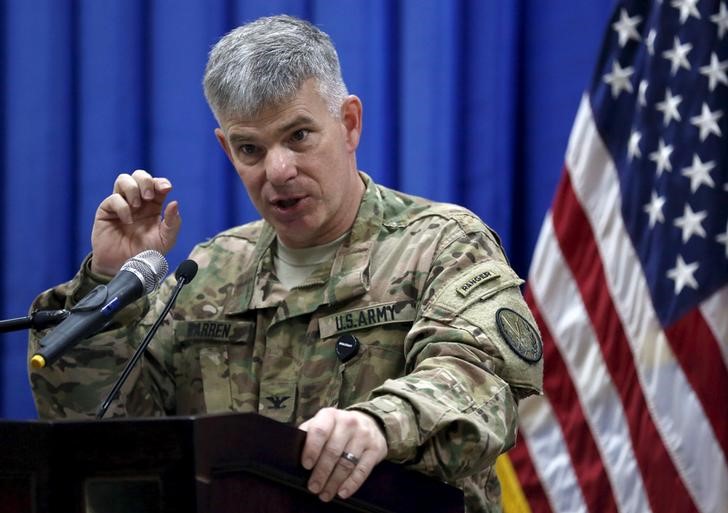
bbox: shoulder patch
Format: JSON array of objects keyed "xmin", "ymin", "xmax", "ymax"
[
  {"xmin": 426, "ymin": 260, "xmax": 524, "ymax": 319},
  {"xmin": 456, "ymin": 269, "xmax": 499, "ymax": 297},
  {"xmin": 495, "ymin": 308, "xmax": 543, "ymax": 363}
]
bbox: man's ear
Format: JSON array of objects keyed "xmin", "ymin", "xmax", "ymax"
[
  {"xmin": 215, "ymin": 128, "xmax": 234, "ymax": 164},
  {"xmin": 340, "ymin": 95, "xmax": 362, "ymax": 152}
]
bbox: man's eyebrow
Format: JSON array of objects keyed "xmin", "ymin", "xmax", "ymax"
[
  {"xmin": 228, "ymin": 133, "xmax": 252, "ymax": 144},
  {"xmin": 276, "ymin": 114, "xmax": 317, "ymax": 135},
  {"xmin": 228, "ymin": 114, "xmax": 317, "ymax": 143}
]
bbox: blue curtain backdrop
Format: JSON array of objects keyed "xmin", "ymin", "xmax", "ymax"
[{"xmin": 0, "ymin": 0, "xmax": 614, "ymax": 419}]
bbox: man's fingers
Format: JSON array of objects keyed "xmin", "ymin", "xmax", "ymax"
[
  {"xmin": 96, "ymin": 193, "xmax": 134, "ymax": 225},
  {"xmin": 337, "ymin": 448, "xmax": 377, "ymax": 499},
  {"xmin": 300, "ymin": 408, "xmax": 335, "ymax": 470},
  {"xmin": 113, "ymin": 173, "xmax": 143, "ymax": 207},
  {"xmin": 131, "ymin": 169, "xmax": 156, "ymax": 201},
  {"xmin": 113, "ymin": 170, "xmax": 171, "ymax": 208},
  {"xmin": 160, "ymin": 201, "xmax": 182, "ymax": 250},
  {"xmin": 307, "ymin": 442, "xmax": 344, "ymax": 496},
  {"xmin": 301, "ymin": 409, "xmax": 351, "ymax": 496},
  {"xmin": 319, "ymin": 438, "xmax": 367, "ymax": 501},
  {"xmin": 153, "ymin": 177, "xmax": 173, "ymax": 197}
]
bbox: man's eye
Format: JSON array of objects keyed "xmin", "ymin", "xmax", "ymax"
[
  {"xmin": 240, "ymin": 144, "xmax": 258, "ymax": 155},
  {"xmin": 291, "ymin": 129, "xmax": 309, "ymax": 142}
]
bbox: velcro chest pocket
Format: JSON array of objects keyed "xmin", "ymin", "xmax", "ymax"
[
  {"xmin": 173, "ymin": 320, "xmax": 256, "ymax": 414},
  {"xmin": 311, "ymin": 301, "xmax": 416, "ymax": 408}
]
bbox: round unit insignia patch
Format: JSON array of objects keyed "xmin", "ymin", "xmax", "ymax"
[{"xmin": 495, "ymin": 308, "xmax": 543, "ymax": 363}]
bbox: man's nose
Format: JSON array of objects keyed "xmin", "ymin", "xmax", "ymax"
[{"xmin": 265, "ymin": 146, "xmax": 297, "ymax": 185}]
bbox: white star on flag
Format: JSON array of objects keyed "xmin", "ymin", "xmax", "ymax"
[
  {"xmin": 613, "ymin": 8, "xmax": 643, "ymax": 46},
  {"xmin": 603, "ymin": 61, "xmax": 635, "ymax": 97},
  {"xmin": 628, "ymin": 130, "xmax": 642, "ymax": 160},
  {"xmin": 663, "ymin": 36, "xmax": 693, "ymax": 74},
  {"xmin": 671, "ymin": 0, "xmax": 701, "ymax": 23},
  {"xmin": 638, "ymin": 80, "xmax": 649, "ymax": 106},
  {"xmin": 646, "ymin": 29, "xmax": 657, "ymax": 55},
  {"xmin": 690, "ymin": 102, "xmax": 723, "ymax": 140},
  {"xmin": 674, "ymin": 204, "xmax": 708, "ymax": 242},
  {"xmin": 711, "ymin": 1, "xmax": 728, "ymax": 38},
  {"xmin": 699, "ymin": 53, "xmax": 728, "ymax": 91},
  {"xmin": 666, "ymin": 255, "xmax": 700, "ymax": 293},
  {"xmin": 717, "ymin": 221, "xmax": 728, "ymax": 257},
  {"xmin": 649, "ymin": 138, "xmax": 674, "ymax": 176},
  {"xmin": 656, "ymin": 88, "xmax": 683, "ymax": 125},
  {"xmin": 681, "ymin": 154, "xmax": 716, "ymax": 192},
  {"xmin": 644, "ymin": 191, "xmax": 667, "ymax": 227}
]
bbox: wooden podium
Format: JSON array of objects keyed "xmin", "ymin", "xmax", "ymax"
[{"xmin": 0, "ymin": 413, "xmax": 463, "ymax": 513}]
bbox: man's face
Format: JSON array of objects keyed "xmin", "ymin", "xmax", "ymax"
[{"xmin": 215, "ymin": 79, "xmax": 364, "ymax": 248}]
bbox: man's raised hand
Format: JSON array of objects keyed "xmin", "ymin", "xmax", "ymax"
[{"xmin": 91, "ymin": 169, "xmax": 181, "ymax": 276}]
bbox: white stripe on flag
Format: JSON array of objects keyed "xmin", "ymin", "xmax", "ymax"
[
  {"xmin": 700, "ymin": 286, "xmax": 728, "ymax": 368},
  {"xmin": 518, "ymin": 395, "xmax": 588, "ymax": 513},
  {"xmin": 529, "ymin": 213, "xmax": 652, "ymax": 513}
]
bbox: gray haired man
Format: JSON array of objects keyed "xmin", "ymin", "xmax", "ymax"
[{"xmin": 29, "ymin": 15, "xmax": 543, "ymax": 512}]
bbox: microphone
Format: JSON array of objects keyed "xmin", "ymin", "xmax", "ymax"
[
  {"xmin": 96, "ymin": 259, "xmax": 198, "ymax": 419},
  {"xmin": 30, "ymin": 250, "xmax": 169, "ymax": 369},
  {"xmin": 174, "ymin": 259, "xmax": 199, "ymax": 284}
]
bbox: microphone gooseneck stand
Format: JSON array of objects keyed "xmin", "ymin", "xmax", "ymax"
[
  {"xmin": 96, "ymin": 260, "xmax": 198, "ymax": 420},
  {"xmin": 0, "ymin": 310, "xmax": 70, "ymax": 333}
]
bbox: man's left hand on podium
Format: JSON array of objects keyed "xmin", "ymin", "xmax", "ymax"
[{"xmin": 299, "ymin": 408, "xmax": 388, "ymax": 502}]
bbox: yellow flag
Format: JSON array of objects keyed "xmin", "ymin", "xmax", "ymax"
[{"xmin": 496, "ymin": 454, "xmax": 532, "ymax": 513}]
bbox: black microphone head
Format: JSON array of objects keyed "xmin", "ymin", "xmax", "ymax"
[
  {"xmin": 121, "ymin": 250, "xmax": 169, "ymax": 294},
  {"xmin": 175, "ymin": 259, "xmax": 198, "ymax": 283}
]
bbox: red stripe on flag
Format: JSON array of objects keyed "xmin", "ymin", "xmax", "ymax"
[
  {"xmin": 509, "ymin": 431, "xmax": 554, "ymax": 513},
  {"xmin": 665, "ymin": 308, "xmax": 728, "ymax": 456},
  {"xmin": 552, "ymin": 171, "xmax": 699, "ymax": 512},
  {"xmin": 525, "ymin": 287, "xmax": 619, "ymax": 513}
]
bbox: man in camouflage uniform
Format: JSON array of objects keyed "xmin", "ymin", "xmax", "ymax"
[{"xmin": 28, "ymin": 15, "xmax": 543, "ymax": 513}]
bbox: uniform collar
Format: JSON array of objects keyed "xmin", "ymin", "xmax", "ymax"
[{"xmin": 224, "ymin": 172, "xmax": 382, "ymax": 316}]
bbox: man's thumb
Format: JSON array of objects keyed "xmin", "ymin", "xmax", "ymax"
[{"xmin": 160, "ymin": 201, "xmax": 182, "ymax": 251}]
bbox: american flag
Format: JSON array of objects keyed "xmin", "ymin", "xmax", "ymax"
[{"xmin": 508, "ymin": 1, "xmax": 728, "ymax": 512}]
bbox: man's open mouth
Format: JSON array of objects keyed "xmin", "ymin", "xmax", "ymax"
[{"xmin": 273, "ymin": 197, "xmax": 303, "ymax": 209}]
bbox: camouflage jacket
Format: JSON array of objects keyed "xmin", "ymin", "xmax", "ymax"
[{"xmin": 29, "ymin": 173, "xmax": 543, "ymax": 513}]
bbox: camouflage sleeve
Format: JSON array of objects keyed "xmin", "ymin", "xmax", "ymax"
[
  {"xmin": 348, "ymin": 216, "xmax": 543, "ymax": 482},
  {"xmin": 27, "ymin": 254, "xmax": 175, "ymax": 419}
]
